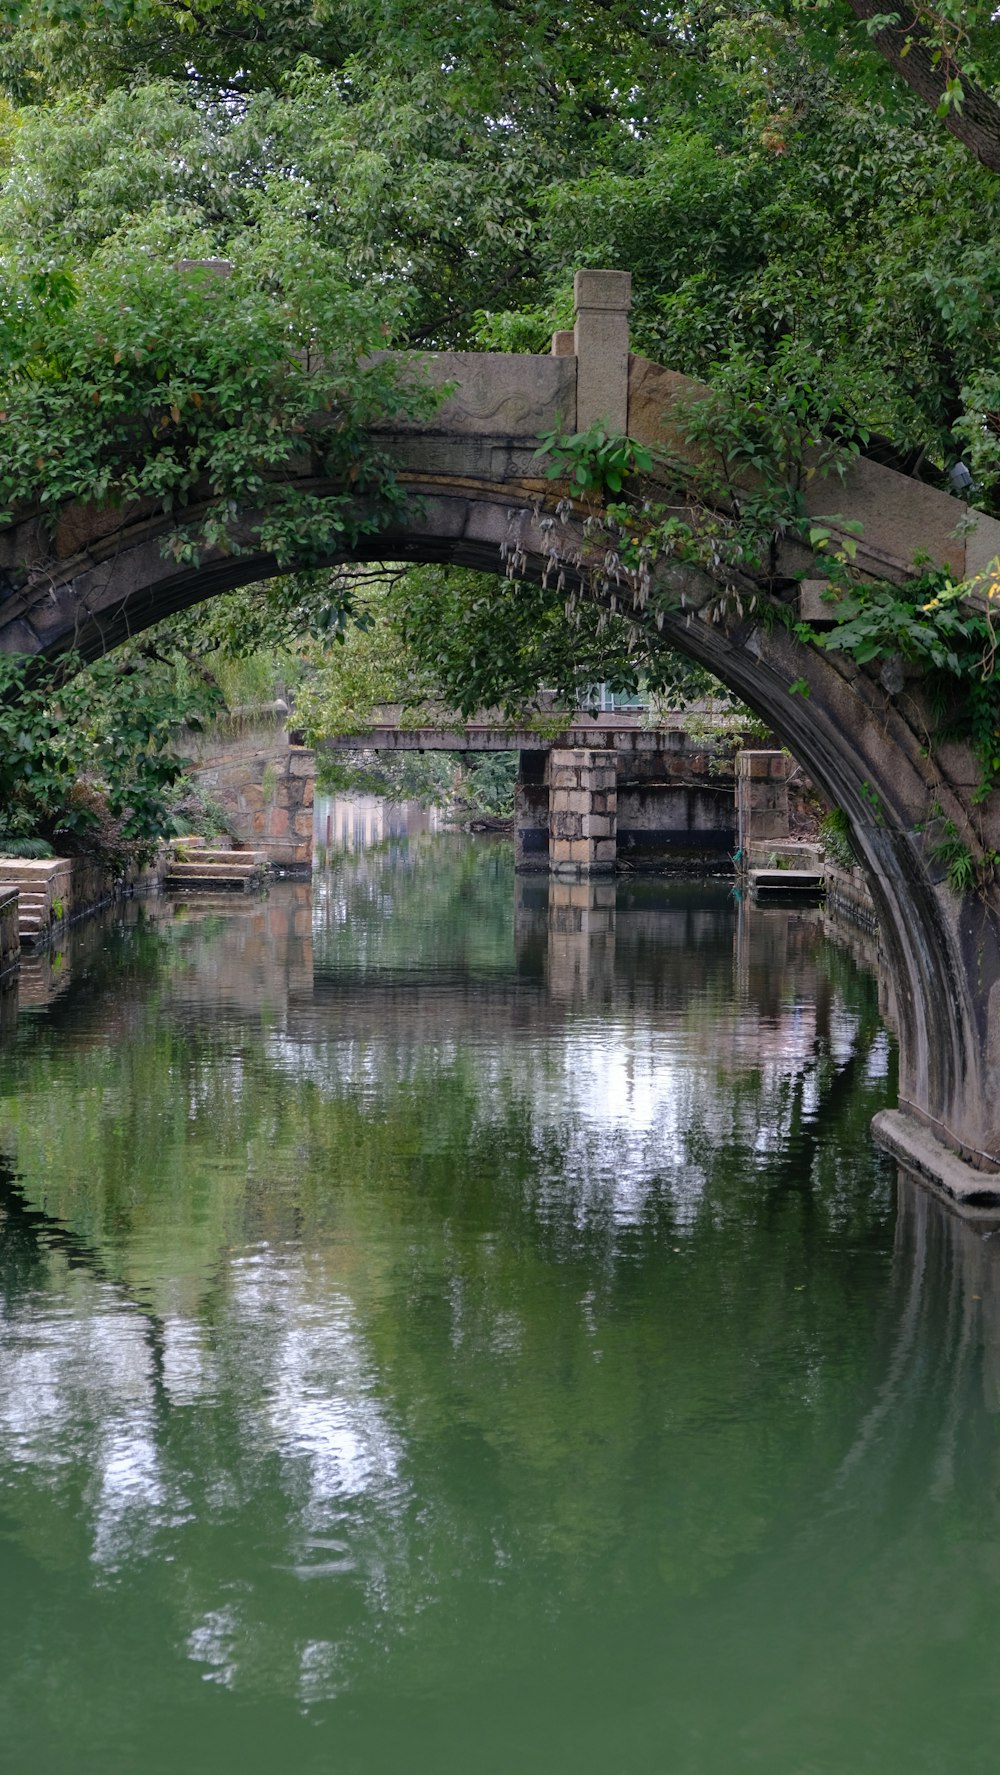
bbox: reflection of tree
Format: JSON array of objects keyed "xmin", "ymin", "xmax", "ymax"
[
  {"xmin": 313, "ymin": 835, "xmax": 518, "ymax": 983},
  {"xmin": 0, "ymin": 844, "xmax": 907, "ymax": 1743}
]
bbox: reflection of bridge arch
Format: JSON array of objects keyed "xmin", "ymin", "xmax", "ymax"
[{"xmin": 1, "ymin": 270, "xmax": 999, "ymax": 1194}]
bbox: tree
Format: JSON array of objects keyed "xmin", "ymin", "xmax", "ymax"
[
  {"xmin": 3, "ymin": 5, "xmax": 997, "ymax": 470},
  {"xmin": 0, "ymin": 0, "xmax": 998, "ymax": 831},
  {"xmin": 841, "ymin": 2, "xmax": 1000, "ymax": 174},
  {"xmin": 293, "ymin": 567, "xmax": 720, "ymax": 739},
  {"xmin": 0, "ymin": 648, "xmax": 221, "ymax": 863}
]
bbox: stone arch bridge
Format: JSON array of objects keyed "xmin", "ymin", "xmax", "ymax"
[{"xmin": 1, "ymin": 269, "xmax": 999, "ymax": 1204}]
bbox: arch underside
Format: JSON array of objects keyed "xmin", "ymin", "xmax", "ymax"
[{"xmin": 2, "ymin": 482, "xmax": 999, "ymax": 1170}]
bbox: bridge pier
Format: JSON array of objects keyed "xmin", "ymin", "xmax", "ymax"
[
  {"xmin": 545, "ymin": 748, "xmax": 617, "ymax": 875},
  {"xmin": 513, "ymin": 734, "xmax": 741, "ymax": 873},
  {"xmin": 736, "ymin": 751, "xmax": 790, "ymax": 853}
]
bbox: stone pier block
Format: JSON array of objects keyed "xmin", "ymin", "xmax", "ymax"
[
  {"xmin": 747, "ymin": 812, "xmax": 788, "ymax": 839},
  {"xmin": 546, "ymin": 747, "xmax": 617, "ymax": 873},
  {"xmin": 581, "ymin": 757, "xmax": 617, "ymax": 781},
  {"xmin": 736, "ymin": 749, "xmax": 790, "ymax": 856}
]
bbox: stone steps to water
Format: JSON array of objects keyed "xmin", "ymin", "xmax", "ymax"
[
  {"xmin": 165, "ymin": 840, "xmax": 267, "ymax": 892},
  {"xmin": 750, "ymin": 867, "xmax": 826, "ymax": 899},
  {"xmin": 0, "ymin": 858, "xmax": 73, "ymax": 945}
]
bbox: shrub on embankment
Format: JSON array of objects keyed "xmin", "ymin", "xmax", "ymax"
[{"xmin": 0, "ymin": 650, "xmax": 220, "ymax": 871}]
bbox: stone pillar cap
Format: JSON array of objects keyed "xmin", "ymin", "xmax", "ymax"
[{"xmin": 573, "ymin": 269, "xmax": 631, "ymax": 311}]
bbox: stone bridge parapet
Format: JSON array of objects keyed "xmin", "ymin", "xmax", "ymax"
[{"xmin": 0, "ymin": 268, "xmax": 998, "ymax": 1200}]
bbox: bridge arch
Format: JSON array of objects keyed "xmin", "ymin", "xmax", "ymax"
[{"xmin": 0, "ymin": 270, "xmax": 998, "ymax": 1202}]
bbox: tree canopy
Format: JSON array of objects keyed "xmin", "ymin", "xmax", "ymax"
[
  {"xmin": 0, "ymin": 0, "xmax": 999, "ymax": 834},
  {"xmin": 3, "ymin": 0, "xmax": 999, "ymax": 466}
]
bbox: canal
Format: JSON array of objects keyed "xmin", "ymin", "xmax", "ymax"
[{"xmin": 0, "ymin": 825, "xmax": 997, "ymax": 1773}]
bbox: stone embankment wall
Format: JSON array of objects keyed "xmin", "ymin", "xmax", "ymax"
[
  {"xmin": 175, "ymin": 711, "xmax": 315, "ymax": 871},
  {"xmin": 0, "ymin": 855, "xmax": 162, "ymax": 946},
  {"xmin": 824, "ymin": 861, "xmax": 880, "ymax": 935},
  {"xmin": 822, "ymin": 861, "xmax": 896, "ymax": 1032},
  {"xmin": 0, "ymin": 889, "xmax": 18, "ymax": 974}
]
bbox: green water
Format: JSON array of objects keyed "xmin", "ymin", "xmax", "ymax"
[{"xmin": 0, "ymin": 834, "xmax": 996, "ymax": 1774}]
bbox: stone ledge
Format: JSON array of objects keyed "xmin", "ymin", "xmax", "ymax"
[{"xmin": 872, "ymin": 1109, "xmax": 1000, "ymax": 1214}]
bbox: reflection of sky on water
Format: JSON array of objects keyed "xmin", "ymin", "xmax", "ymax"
[
  {"xmin": 2, "ymin": 859, "xmax": 945, "ymax": 1766},
  {"xmin": 0, "ymin": 1247, "xmax": 409, "ymax": 1613},
  {"xmin": 161, "ymin": 1313, "xmax": 216, "ymax": 1405},
  {"xmin": 230, "ymin": 1250, "xmax": 405, "ymax": 1510},
  {"xmin": 261, "ymin": 994, "xmax": 889, "ymax": 1226},
  {"xmin": 0, "ymin": 1295, "xmax": 153, "ymax": 1475}
]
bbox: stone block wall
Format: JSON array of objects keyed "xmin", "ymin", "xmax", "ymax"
[
  {"xmin": 0, "ymin": 888, "xmax": 18, "ymax": 975},
  {"xmin": 824, "ymin": 860, "xmax": 879, "ymax": 935},
  {"xmin": 736, "ymin": 750, "xmax": 790, "ymax": 851},
  {"xmin": 177, "ymin": 716, "xmax": 316, "ymax": 870},
  {"xmin": 545, "ymin": 749, "xmax": 617, "ymax": 874}
]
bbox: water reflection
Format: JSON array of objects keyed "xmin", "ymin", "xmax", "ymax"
[
  {"xmin": 314, "ymin": 790, "xmax": 446, "ymax": 859},
  {"xmin": 0, "ymin": 837, "xmax": 997, "ymax": 1773}
]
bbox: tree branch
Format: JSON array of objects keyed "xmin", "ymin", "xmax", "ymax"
[{"xmin": 845, "ymin": 1, "xmax": 1000, "ymax": 174}]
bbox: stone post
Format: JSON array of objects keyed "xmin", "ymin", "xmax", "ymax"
[
  {"xmin": 546, "ymin": 747, "xmax": 617, "ymax": 874},
  {"xmin": 573, "ymin": 269, "xmax": 631, "ymax": 434},
  {"xmin": 736, "ymin": 750, "xmax": 790, "ymax": 856}
]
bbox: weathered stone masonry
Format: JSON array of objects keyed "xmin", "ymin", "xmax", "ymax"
[
  {"xmin": 176, "ymin": 714, "xmax": 315, "ymax": 870},
  {"xmin": 545, "ymin": 748, "xmax": 618, "ymax": 874},
  {"xmin": 736, "ymin": 752, "xmax": 790, "ymax": 851},
  {"xmin": 1, "ymin": 265, "xmax": 999, "ymax": 1197}
]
